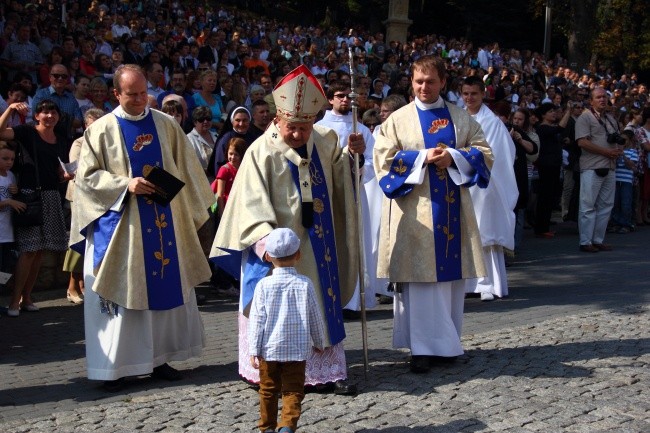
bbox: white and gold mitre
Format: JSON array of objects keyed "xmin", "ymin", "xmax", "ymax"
[{"xmin": 272, "ymin": 64, "xmax": 327, "ymax": 123}]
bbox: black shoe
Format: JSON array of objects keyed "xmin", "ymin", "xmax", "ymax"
[
  {"xmin": 333, "ymin": 380, "xmax": 357, "ymax": 395},
  {"xmin": 342, "ymin": 309, "xmax": 361, "ymax": 320},
  {"xmin": 377, "ymin": 294, "xmax": 393, "ymax": 304},
  {"xmin": 429, "ymin": 355, "xmax": 458, "ymax": 365},
  {"xmin": 304, "ymin": 382, "xmax": 334, "ymax": 394},
  {"xmin": 152, "ymin": 363, "xmax": 182, "ymax": 381},
  {"xmin": 409, "ymin": 355, "xmax": 430, "ymax": 374},
  {"xmin": 103, "ymin": 377, "xmax": 125, "ymax": 392}
]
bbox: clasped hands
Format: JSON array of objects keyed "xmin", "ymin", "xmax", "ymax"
[{"xmin": 425, "ymin": 146, "xmax": 453, "ymax": 168}]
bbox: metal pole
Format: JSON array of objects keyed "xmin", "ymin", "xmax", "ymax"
[
  {"xmin": 348, "ymin": 48, "xmax": 369, "ymax": 378},
  {"xmin": 543, "ymin": 1, "xmax": 553, "ymax": 59}
]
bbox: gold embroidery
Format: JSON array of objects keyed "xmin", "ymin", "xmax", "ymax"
[
  {"xmin": 313, "ymin": 198, "xmax": 324, "ymax": 213},
  {"xmin": 393, "ymin": 158, "xmax": 408, "ymax": 175},
  {"xmin": 152, "ymin": 204, "xmax": 170, "ymax": 278},
  {"xmin": 436, "ymin": 167, "xmax": 455, "ymax": 257},
  {"xmin": 143, "ymin": 162, "xmax": 171, "ymax": 278},
  {"xmin": 310, "ymin": 161, "xmax": 323, "ymax": 185}
]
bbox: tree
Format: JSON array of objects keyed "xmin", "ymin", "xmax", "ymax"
[{"xmin": 534, "ymin": 0, "xmax": 650, "ymax": 74}]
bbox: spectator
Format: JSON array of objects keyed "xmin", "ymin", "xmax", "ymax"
[{"xmin": 0, "ymin": 99, "xmax": 73, "ymax": 317}]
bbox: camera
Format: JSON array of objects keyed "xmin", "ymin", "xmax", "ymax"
[{"xmin": 607, "ymin": 132, "xmax": 626, "ymax": 146}]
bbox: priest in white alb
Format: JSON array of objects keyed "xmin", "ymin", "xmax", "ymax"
[
  {"xmin": 316, "ymin": 80, "xmax": 389, "ymax": 315},
  {"xmin": 374, "ymin": 56, "xmax": 493, "ymax": 374},
  {"xmin": 70, "ymin": 64, "xmax": 215, "ymax": 392}
]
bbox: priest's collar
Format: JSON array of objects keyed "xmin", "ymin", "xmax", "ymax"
[
  {"xmin": 415, "ymin": 96, "xmax": 445, "ymax": 110},
  {"xmin": 113, "ymin": 105, "xmax": 150, "ymax": 120}
]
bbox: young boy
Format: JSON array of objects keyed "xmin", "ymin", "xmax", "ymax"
[
  {"xmin": 0, "ymin": 141, "xmax": 25, "ymax": 314},
  {"xmin": 610, "ymin": 130, "xmax": 638, "ymax": 233},
  {"xmin": 248, "ymin": 228, "xmax": 326, "ymax": 433}
]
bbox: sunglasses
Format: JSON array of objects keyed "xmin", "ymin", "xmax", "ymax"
[
  {"xmin": 333, "ymin": 93, "xmax": 351, "ymax": 99},
  {"xmin": 51, "ymin": 73, "xmax": 69, "ymax": 80},
  {"xmin": 196, "ymin": 117, "xmax": 212, "ymax": 123}
]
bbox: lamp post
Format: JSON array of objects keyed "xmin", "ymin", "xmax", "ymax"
[{"xmin": 543, "ymin": 0, "xmax": 553, "ymax": 59}]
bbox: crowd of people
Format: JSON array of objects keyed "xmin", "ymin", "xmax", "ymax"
[{"xmin": 1, "ymin": 1, "xmax": 650, "ymax": 432}]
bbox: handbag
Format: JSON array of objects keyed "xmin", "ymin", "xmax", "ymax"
[{"xmin": 13, "ymin": 143, "xmax": 44, "ymax": 227}]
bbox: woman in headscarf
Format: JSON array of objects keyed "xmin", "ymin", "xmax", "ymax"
[{"xmin": 207, "ymin": 106, "xmax": 251, "ymax": 176}]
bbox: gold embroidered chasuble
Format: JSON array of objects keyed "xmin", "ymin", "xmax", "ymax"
[
  {"xmin": 70, "ymin": 108, "xmax": 215, "ymax": 310},
  {"xmin": 211, "ymin": 122, "xmax": 360, "ymax": 346},
  {"xmin": 374, "ymin": 101, "xmax": 494, "ymax": 283}
]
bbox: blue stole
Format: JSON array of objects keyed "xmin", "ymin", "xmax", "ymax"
[
  {"xmin": 289, "ymin": 145, "xmax": 346, "ymax": 346},
  {"xmin": 114, "ymin": 112, "xmax": 184, "ymax": 310},
  {"xmin": 418, "ymin": 106, "xmax": 462, "ymax": 281}
]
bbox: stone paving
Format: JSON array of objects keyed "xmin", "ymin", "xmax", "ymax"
[{"xmin": 1, "ymin": 221, "xmax": 649, "ymax": 432}]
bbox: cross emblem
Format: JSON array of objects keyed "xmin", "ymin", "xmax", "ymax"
[
  {"xmin": 302, "ymin": 181, "xmax": 309, "ymax": 188},
  {"xmin": 272, "ymin": 133, "xmax": 277, "ymax": 139}
]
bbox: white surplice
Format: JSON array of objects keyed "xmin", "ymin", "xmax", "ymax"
[{"xmin": 464, "ymin": 104, "xmax": 518, "ymax": 298}]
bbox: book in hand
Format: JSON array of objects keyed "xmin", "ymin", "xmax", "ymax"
[{"xmin": 143, "ymin": 165, "xmax": 185, "ymax": 207}]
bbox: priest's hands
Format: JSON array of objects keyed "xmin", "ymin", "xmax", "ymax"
[
  {"xmin": 128, "ymin": 177, "xmax": 156, "ymax": 195},
  {"xmin": 347, "ymin": 132, "xmax": 366, "ymax": 155},
  {"xmin": 426, "ymin": 147, "xmax": 452, "ymax": 168}
]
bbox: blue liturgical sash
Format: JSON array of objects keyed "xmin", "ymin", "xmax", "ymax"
[
  {"xmin": 378, "ymin": 104, "xmax": 489, "ymax": 282},
  {"xmin": 418, "ymin": 107, "xmax": 463, "ymax": 281},
  {"xmin": 289, "ymin": 145, "xmax": 346, "ymax": 346},
  {"xmin": 114, "ymin": 113, "xmax": 184, "ymax": 310}
]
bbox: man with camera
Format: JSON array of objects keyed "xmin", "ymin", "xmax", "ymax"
[{"xmin": 575, "ymin": 87, "xmax": 624, "ymax": 253}]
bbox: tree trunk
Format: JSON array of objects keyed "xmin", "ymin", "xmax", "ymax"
[{"xmin": 567, "ymin": 0, "xmax": 597, "ymax": 71}]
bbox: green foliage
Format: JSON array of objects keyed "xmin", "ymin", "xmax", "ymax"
[{"xmin": 532, "ymin": 0, "xmax": 650, "ymax": 72}]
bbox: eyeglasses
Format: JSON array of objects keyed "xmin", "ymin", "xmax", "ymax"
[
  {"xmin": 51, "ymin": 73, "xmax": 69, "ymax": 80},
  {"xmin": 333, "ymin": 93, "xmax": 351, "ymax": 99},
  {"xmin": 196, "ymin": 117, "xmax": 212, "ymax": 123}
]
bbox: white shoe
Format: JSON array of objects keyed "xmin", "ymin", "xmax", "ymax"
[
  {"xmin": 7, "ymin": 308, "xmax": 19, "ymax": 317},
  {"xmin": 480, "ymin": 292, "xmax": 495, "ymax": 302}
]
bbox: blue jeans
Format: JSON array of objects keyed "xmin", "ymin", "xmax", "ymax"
[{"xmin": 612, "ymin": 181, "xmax": 633, "ymax": 228}]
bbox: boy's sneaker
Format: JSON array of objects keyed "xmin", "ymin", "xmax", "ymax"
[{"xmin": 616, "ymin": 227, "xmax": 630, "ymax": 234}]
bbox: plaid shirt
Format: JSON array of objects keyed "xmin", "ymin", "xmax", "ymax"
[
  {"xmin": 32, "ymin": 86, "xmax": 83, "ymax": 125},
  {"xmin": 248, "ymin": 267, "xmax": 326, "ymax": 362}
]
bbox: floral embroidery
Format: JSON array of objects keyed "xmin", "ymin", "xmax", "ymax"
[
  {"xmin": 428, "ymin": 118, "xmax": 449, "ymax": 134},
  {"xmin": 133, "ymin": 133, "xmax": 153, "ymax": 151},
  {"xmin": 436, "ymin": 167, "xmax": 455, "ymax": 257},
  {"xmin": 392, "ymin": 158, "xmax": 408, "ymax": 175}
]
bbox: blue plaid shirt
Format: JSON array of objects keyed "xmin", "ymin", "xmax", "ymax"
[
  {"xmin": 248, "ymin": 267, "xmax": 326, "ymax": 362},
  {"xmin": 32, "ymin": 86, "xmax": 83, "ymax": 124}
]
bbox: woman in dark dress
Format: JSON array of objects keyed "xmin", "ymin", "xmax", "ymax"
[{"xmin": 0, "ymin": 99, "xmax": 73, "ymax": 316}]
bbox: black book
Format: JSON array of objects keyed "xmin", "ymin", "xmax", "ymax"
[{"xmin": 143, "ymin": 166, "xmax": 185, "ymax": 207}]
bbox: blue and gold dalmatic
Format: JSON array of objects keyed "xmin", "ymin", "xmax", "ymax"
[
  {"xmin": 379, "ymin": 105, "xmax": 489, "ymax": 282},
  {"xmin": 112, "ymin": 113, "xmax": 184, "ymax": 310},
  {"xmin": 289, "ymin": 145, "xmax": 345, "ymax": 345}
]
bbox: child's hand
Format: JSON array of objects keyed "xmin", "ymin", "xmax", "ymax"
[
  {"xmin": 250, "ymin": 355, "xmax": 261, "ymax": 369},
  {"xmin": 8, "ymin": 184, "xmax": 18, "ymax": 194},
  {"xmin": 7, "ymin": 199, "xmax": 27, "ymax": 212},
  {"xmin": 313, "ymin": 346, "xmax": 323, "ymax": 354}
]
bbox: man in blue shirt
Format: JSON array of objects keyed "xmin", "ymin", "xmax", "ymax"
[{"xmin": 31, "ymin": 64, "xmax": 82, "ymax": 141}]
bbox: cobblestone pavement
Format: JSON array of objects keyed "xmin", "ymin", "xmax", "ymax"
[{"xmin": 1, "ymin": 221, "xmax": 648, "ymax": 432}]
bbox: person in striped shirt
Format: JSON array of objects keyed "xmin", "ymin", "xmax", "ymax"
[{"xmin": 610, "ymin": 130, "xmax": 639, "ymax": 233}]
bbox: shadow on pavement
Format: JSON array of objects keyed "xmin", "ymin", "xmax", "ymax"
[
  {"xmin": 356, "ymin": 418, "xmax": 487, "ymax": 432},
  {"xmin": 345, "ymin": 336, "xmax": 650, "ymax": 395}
]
